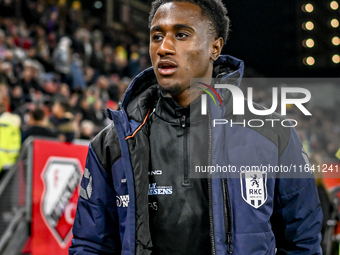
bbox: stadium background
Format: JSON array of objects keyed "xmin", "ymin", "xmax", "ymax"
[{"xmin": 0, "ymin": 0, "xmax": 339, "ymax": 254}]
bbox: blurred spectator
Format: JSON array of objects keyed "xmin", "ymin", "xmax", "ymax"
[
  {"xmin": 0, "ymin": 29, "xmax": 8, "ymax": 58},
  {"xmin": 65, "ymin": 1, "xmax": 83, "ymax": 35},
  {"xmin": 114, "ymin": 44, "xmax": 128, "ymax": 76},
  {"xmin": 311, "ymin": 153, "xmax": 337, "ymax": 252},
  {"xmin": 0, "ymin": 61, "xmax": 18, "ymax": 87},
  {"xmin": 117, "ymin": 77, "xmax": 131, "ymax": 101},
  {"xmin": 79, "ymin": 120, "xmax": 95, "ymax": 140},
  {"xmin": 48, "ymin": 98, "xmax": 75, "ymax": 142},
  {"xmin": 92, "ymin": 99, "xmax": 106, "ymax": 129},
  {"xmin": 84, "ymin": 66, "xmax": 98, "ymax": 86},
  {"xmin": 23, "ymin": 107, "xmax": 56, "ymax": 141},
  {"xmin": 102, "ymin": 45, "xmax": 117, "ymax": 74},
  {"xmin": 0, "ymin": 0, "xmax": 15, "ymax": 18},
  {"xmin": 9, "ymin": 85, "xmax": 24, "ymax": 111},
  {"xmin": 20, "ymin": 62, "xmax": 43, "ymax": 100},
  {"xmin": 129, "ymin": 44, "xmax": 141, "ymax": 77},
  {"xmin": 0, "ymin": 83, "xmax": 10, "ymax": 111},
  {"xmin": 70, "ymin": 53, "xmax": 86, "ymax": 90},
  {"xmin": 93, "ymin": 75, "xmax": 110, "ymax": 102},
  {"xmin": 53, "ymin": 36, "xmax": 72, "ymax": 84},
  {"xmin": 74, "ymin": 28, "xmax": 92, "ymax": 66},
  {"xmin": 45, "ymin": 10, "xmax": 59, "ymax": 34},
  {"xmin": 58, "ymin": 83, "xmax": 71, "ymax": 99},
  {"xmin": 79, "ymin": 95, "xmax": 92, "ymax": 121},
  {"xmin": 0, "ymin": 97, "xmax": 21, "ymax": 178},
  {"xmin": 90, "ymin": 41, "xmax": 104, "ymax": 72}
]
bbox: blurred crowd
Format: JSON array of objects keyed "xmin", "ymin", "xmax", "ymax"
[{"xmin": 0, "ymin": 0, "xmax": 150, "ymax": 145}]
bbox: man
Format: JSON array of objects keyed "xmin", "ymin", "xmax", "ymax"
[
  {"xmin": 23, "ymin": 107, "xmax": 57, "ymax": 141},
  {"xmin": 48, "ymin": 98, "xmax": 75, "ymax": 142},
  {"xmin": 69, "ymin": 1, "xmax": 322, "ymax": 254},
  {"xmin": 0, "ymin": 101, "xmax": 21, "ymax": 179}
]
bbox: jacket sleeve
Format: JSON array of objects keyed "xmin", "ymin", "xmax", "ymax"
[
  {"xmin": 271, "ymin": 128, "xmax": 323, "ymax": 254},
  {"xmin": 69, "ymin": 145, "xmax": 121, "ymax": 254}
]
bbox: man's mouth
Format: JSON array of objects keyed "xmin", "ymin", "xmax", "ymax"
[{"xmin": 157, "ymin": 61, "xmax": 178, "ymax": 76}]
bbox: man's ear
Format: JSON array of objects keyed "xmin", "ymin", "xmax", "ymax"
[{"xmin": 211, "ymin": 37, "xmax": 224, "ymax": 61}]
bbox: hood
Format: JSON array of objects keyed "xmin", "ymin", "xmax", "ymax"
[{"xmin": 111, "ymin": 55, "xmax": 244, "ymax": 122}]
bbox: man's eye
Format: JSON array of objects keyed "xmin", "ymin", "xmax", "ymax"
[
  {"xmin": 152, "ymin": 35, "xmax": 163, "ymax": 41},
  {"xmin": 176, "ymin": 33, "xmax": 189, "ymax": 39}
]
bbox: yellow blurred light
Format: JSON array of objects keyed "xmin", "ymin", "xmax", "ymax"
[
  {"xmin": 306, "ymin": 39, "xmax": 315, "ymax": 48},
  {"xmin": 330, "ymin": 1, "xmax": 339, "ymax": 10},
  {"xmin": 303, "ymin": 56, "xmax": 315, "ymax": 66},
  {"xmin": 331, "ymin": 19, "xmax": 339, "ymax": 28},
  {"xmin": 306, "ymin": 57, "xmax": 315, "ymax": 65},
  {"xmin": 333, "ymin": 54, "xmax": 340, "ymax": 64},
  {"xmin": 303, "ymin": 21, "xmax": 314, "ymax": 30},
  {"xmin": 332, "ymin": 36, "xmax": 340, "ymax": 46},
  {"xmin": 72, "ymin": 1, "xmax": 81, "ymax": 10},
  {"xmin": 302, "ymin": 3, "xmax": 314, "ymax": 12},
  {"xmin": 302, "ymin": 39, "xmax": 315, "ymax": 48}
]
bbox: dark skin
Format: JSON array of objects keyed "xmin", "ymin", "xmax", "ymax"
[{"xmin": 150, "ymin": 2, "xmax": 224, "ymax": 107}]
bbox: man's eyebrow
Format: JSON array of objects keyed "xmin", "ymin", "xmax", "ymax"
[
  {"xmin": 150, "ymin": 25, "xmax": 163, "ymax": 33},
  {"xmin": 173, "ymin": 24, "xmax": 195, "ymax": 32},
  {"xmin": 150, "ymin": 24, "xmax": 195, "ymax": 32}
]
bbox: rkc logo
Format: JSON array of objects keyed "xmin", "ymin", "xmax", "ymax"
[{"xmin": 240, "ymin": 171, "xmax": 267, "ymax": 209}]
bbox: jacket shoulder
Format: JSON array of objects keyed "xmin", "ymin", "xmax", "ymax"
[{"xmin": 90, "ymin": 122, "xmax": 121, "ymax": 172}]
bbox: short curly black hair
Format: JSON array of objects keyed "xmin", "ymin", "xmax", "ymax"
[{"xmin": 149, "ymin": 0, "xmax": 230, "ymax": 44}]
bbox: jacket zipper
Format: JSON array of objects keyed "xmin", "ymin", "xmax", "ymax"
[
  {"xmin": 181, "ymin": 115, "xmax": 190, "ymax": 185},
  {"xmin": 222, "ymin": 178, "xmax": 233, "ymax": 253},
  {"xmin": 207, "ymin": 110, "xmax": 216, "ymax": 255}
]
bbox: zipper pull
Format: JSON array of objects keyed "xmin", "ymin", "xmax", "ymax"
[
  {"xmin": 227, "ymin": 233, "xmax": 233, "ymax": 254},
  {"xmin": 181, "ymin": 115, "xmax": 186, "ymax": 128}
]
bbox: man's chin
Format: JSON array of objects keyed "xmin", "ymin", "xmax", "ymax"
[{"xmin": 158, "ymin": 83, "xmax": 183, "ymax": 97}]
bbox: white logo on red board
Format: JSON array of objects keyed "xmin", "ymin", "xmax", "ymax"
[{"xmin": 41, "ymin": 157, "xmax": 82, "ymax": 247}]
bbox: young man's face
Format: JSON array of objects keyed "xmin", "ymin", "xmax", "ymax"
[{"xmin": 150, "ymin": 2, "xmax": 219, "ymax": 97}]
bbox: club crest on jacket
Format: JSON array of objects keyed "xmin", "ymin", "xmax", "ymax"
[{"xmin": 240, "ymin": 171, "xmax": 268, "ymax": 209}]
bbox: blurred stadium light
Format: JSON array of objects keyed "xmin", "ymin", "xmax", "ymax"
[{"xmin": 298, "ymin": 1, "xmax": 340, "ymax": 68}]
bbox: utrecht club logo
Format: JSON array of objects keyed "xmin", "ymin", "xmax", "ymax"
[{"xmin": 197, "ymin": 82, "xmax": 223, "ymax": 115}]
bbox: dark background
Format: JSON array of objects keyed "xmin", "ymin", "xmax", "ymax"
[{"xmin": 223, "ymin": 0, "xmax": 339, "ymax": 77}]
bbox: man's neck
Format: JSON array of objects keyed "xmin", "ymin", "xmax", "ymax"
[
  {"xmin": 171, "ymin": 88, "xmax": 192, "ymax": 108},
  {"xmin": 171, "ymin": 84, "xmax": 207, "ymax": 108}
]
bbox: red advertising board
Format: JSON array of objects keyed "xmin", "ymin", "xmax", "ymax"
[
  {"xmin": 322, "ymin": 163, "xmax": 340, "ymax": 190},
  {"xmin": 31, "ymin": 139, "xmax": 88, "ymax": 255}
]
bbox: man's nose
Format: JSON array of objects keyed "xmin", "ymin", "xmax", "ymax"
[{"xmin": 157, "ymin": 35, "xmax": 176, "ymax": 56}]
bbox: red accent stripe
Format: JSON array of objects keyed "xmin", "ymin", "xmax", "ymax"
[{"xmin": 197, "ymin": 82, "xmax": 223, "ymax": 106}]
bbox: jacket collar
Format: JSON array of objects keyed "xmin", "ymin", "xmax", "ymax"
[{"xmin": 154, "ymin": 93, "xmax": 205, "ymax": 126}]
